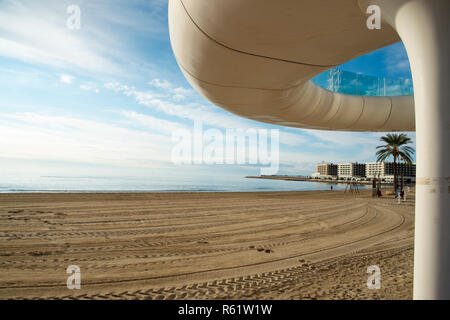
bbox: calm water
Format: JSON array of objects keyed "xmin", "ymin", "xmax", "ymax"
[{"xmin": 0, "ymin": 175, "xmax": 369, "ymax": 193}]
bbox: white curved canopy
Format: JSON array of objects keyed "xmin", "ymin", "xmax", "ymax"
[{"xmin": 168, "ymin": 0, "xmax": 415, "ymax": 131}]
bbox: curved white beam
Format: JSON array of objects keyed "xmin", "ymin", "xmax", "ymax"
[{"xmin": 169, "ymin": 0, "xmax": 415, "ymax": 131}]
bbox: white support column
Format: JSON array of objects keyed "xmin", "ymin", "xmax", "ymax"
[{"xmin": 361, "ymin": 0, "xmax": 450, "ymax": 299}]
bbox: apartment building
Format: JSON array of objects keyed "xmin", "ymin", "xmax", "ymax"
[
  {"xmin": 337, "ymin": 162, "xmax": 366, "ymax": 179},
  {"xmin": 315, "ymin": 162, "xmax": 338, "ymax": 177},
  {"xmin": 365, "ymin": 162, "xmax": 416, "ymax": 182},
  {"xmin": 314, "ymin": 161, "xmax": 416, "ymax": 181}
]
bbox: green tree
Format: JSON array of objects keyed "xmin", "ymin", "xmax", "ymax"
[{"xmin": 376, "ymin": 133, "xmax": 414, "ymax": 191}]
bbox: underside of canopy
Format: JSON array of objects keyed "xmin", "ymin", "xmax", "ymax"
[{"xmin": 168, "ymin": 0, "xmax": 415, "ymax": 131}]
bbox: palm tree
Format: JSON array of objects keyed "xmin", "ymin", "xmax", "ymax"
[{"xmin": 376, "ymin": 133, "xmax": 414, "ymax": 192}]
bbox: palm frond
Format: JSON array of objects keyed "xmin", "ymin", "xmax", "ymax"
[{"xmin": 375, "ymin": 133, "xmax": 415, "ymax": 190}]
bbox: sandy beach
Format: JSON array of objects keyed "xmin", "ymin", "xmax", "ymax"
[{"xmin": 0, "ymin": 189, "xmax": 414, "ymax": 300}]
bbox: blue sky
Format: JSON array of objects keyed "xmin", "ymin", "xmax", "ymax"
[{"xmin": 0, "ymin": 0, "xmax": 415, "ymax": 181}]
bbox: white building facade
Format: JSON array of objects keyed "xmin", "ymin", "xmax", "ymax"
[
  {"xmin": 337, "ymin": 162, "xmax": 366, "ymax": 179},
  {"xmin": 365, "ymin": 162, "xmax": 416, "ymax": 182},
  {"xmin": 315, "ymin": 161, "xmax": 416, "ymax": 182}
]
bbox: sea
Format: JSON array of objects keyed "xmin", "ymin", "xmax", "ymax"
[{"xmin": 0, "ymin": 175, "xmax": 370, "ymax": 193}]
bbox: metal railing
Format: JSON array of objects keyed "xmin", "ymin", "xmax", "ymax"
[{"xmin": 312, "ymin": 67, "xmax": 414, "ymax": 96}]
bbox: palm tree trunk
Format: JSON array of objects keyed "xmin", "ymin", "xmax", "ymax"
[
  {"xmin": 401, "ymin": 162, "xmax": 404, "ymax": 192},
  {"xmin": 393, "ymin": 155, "xmax": 398, "ymax": 192}
]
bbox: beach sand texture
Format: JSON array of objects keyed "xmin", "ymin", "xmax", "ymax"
[{"xmin": 0, "ymin": 190, "xmax": 414, "ymax": 299}]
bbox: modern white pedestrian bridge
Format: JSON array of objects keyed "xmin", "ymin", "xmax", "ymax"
[{"xmin": 168, "ymin": 0, "xmax": 450, "ymax": 299}]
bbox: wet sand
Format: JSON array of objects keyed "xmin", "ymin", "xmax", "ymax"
[{"xmin": 0, "ymin": 190, "xmax": 414, "ymax": 299}]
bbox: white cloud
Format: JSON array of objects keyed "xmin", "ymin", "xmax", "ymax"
[
  {"xmin": 149, "ymin": 79, "xmax": 172, "ymax": 89},
  {"xmin": 301, "ymin": 129, "xmax": 415, "ymax": 163},
  {"xmin": 60, "ymin": 74, "xmax": 74, "ymax": 84},
  {"xmin": 86, "ymin": 0, "xmax": 168, "ymax": 35},
  {"xmin": 0, "ymin": 0, "xmax": 136, "ymax": 76},
  {"xmin": 148, "ymin": 78, "xmax": 195, "ymax": 100},
  {"xmin": 105, "ymin": 81, "xmax": 330, "ymax": 149},
  {"xmin": 384, "ymin": 44, "xmax": 411, "ymax": 78},
  {"xmin": 172, "ymin": 86, "xmax": 194, "ymax": 96},
  {"xmin": 120, "ymin": 110, "xmax": 187, "ymax": 135},
  {"xmin": 0, "ymin": 112, "xmax": 174, "ymax": 168},
  {"xmin": 80, "ymin": 82, "xmax": 100, "ymax": 93},
  {"xmin": 172, "ymin": 94, "xmax": 186, "ymax": 101},
  {"xmin": 0, "ymin": 110, "xmax": 413, "ymax": 176},
  {"xmin": 278, "ymin": 131, "xmax": 308, "ymax": 147},
  {"xmin": 302, "ymin": 129, "xmax": 376, "ymax": 146},
  {"xmin": 0, "ymin": 111, "xmax": 318, "ymax": 174}
]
